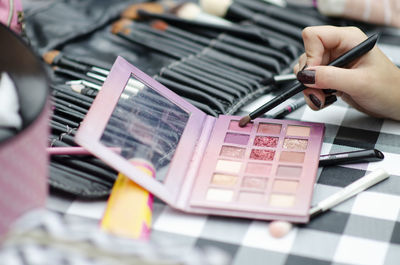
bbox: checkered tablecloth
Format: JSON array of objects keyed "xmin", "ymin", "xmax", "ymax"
[{"xmin": 47, "ymin": 97, "xmax": 400, "ymax": 265}]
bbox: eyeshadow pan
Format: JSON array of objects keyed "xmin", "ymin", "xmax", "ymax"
[
  {"xmin": 229, "ymin": 120, "xmax": 252, "ymax": 132},
  {"xmin": 206, "ymin": 188, "xmax": 233, "ymax": 202},
  {"xmin": 215, "ymin": 160, "xmax": 242, "ymax": 174},
  {"xmin": 254, "ymin": 136, "xmax": 278, "ymax": 148},
  {"xmin": 211, "ymin": 174, "xmax": 237, "ymax": 187},
  {"xmin": 257, "ymin": 123, "xmax": 282, "ymax": 135},
  {"xmin": 242, "ymin": 177, "xmax": 267, "ymax": 189},
  {"xmin": 224, "ymin": 133, "xmax": 250, "ymax": 145},
  {"xmin": 273, "ymin": 180, "xmax": 298, "ymax": 193},
  {"xmin": 250, "ymin": 149, "xmax": 275, "ymax": 161},
  {"xmin": 286, "ymin": 125, "xmax": 310, "ymax": 137},
  {"xmin": 276, "ymin": 165, "xmax": 302, "ymax": 177},
  {"xmin": 220, "ymin": 146, "xmax": 245, "ymax": 159},
  {"xmin": 239, "ymin": 192, "xmax": 265, "ymax": 203},
  {"xmin": 245, "ymin": 163, "xmax": 272, "ymax": 175},
  {"xmin": 279, "ymin": 151, "xmax": 305, "ymax": 163},
  {"xmin": 283, "ymin": 138, "xmax": 308, "ymax": 150},
  {"xmin": 269, "ymin": 194, "xmax": 295, "ymax": 207}
]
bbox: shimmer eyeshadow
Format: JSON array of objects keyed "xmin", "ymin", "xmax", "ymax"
[
  {"xmin": 254, "ymin": 136, "xmax": 278, "ymax": 148},
  {"xmin": 273, "ymin": 180, "xmax": 298, "ymax": 193},
  {"xmin": 269, "ymin": 194, "xmax": 295, "ymax": 207},
  {"xmin": 224, "ymin": 133, "xmax": 250, "ymax": 145},
  {"xmin": 206, "ymin": 188, "xmax": 233, "ymax": 202},
  {"xmin": 242, "ymin": 177, "xmax": 267, "ymax": 189},
  {"xmin": 229, "ymin": 120, "xmax": 253, "ymax": 132},
  {"xmin": 239, "ymin": 192, "xmax": 265, "ymax": 203},
  {"xmin": 257, "ymin": 123, "xmax": 282, "ymax": 135},
  {"xmin": 286, "ymin": 125, "xmax": 310, "ymax": 137},
  {"xmin": 215, "ymin": 160, "xmax": 242, "ymax": 174},
  {"xmin": 279, "ymin": 151, "xmax": 305, "ymax": 163},
  {"xmin": 250, "ymin": 149, "xmax": 275, "ymax": 161},
  {"xmin": 283, "ymin": 138, "xmax": 308, "ymax": 150},
  {"xmin": 245, "ymin": 163, "xmax": 272, "ymax": 175},
  {"xmin": 276, "ymin": 165, "xmax": 302, "ymax": 177},
  {"xmin": 211, "ymin": 174, "xmax": 238, "ymax": 187},
  {"xmin": 220, "ymin": 146, "xmax": 245, "ymax": 158}
]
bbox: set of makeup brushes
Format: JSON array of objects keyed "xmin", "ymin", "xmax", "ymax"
[{"xmin": 44, "ymin": 0, "xmax": 328, "ymax": 197}]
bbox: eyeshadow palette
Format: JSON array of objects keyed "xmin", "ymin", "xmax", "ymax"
[
  {"xmin": 76, "ymin": 57, "xmax": 325, "ymax": 223},
  {"xmin": 191, "ymin": 118, "xmax": 323, "ymax": 221}
]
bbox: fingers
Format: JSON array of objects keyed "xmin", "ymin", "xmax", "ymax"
[
  {"xmin": 303, "ymin": 88, "xmax": 337, "ymax": 110},
  {"xmin": 298, "ymin": 65, "xmax": 365, "ymax": 95},
  {"xmin": 301, "ymin": 26, "xmax": 368, "ymax": 67}
]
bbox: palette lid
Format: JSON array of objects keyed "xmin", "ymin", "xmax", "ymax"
[{"xmin": 75, "ymin": 56, "xmax": 208, "ymax": 205}]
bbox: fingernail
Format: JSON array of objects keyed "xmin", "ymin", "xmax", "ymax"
[
  {"xmin": 297, "ymin": 70, "xmax": 315, "ymax": 84},
  {"xmin": 323, "ymin": 89, "xmax": 337, "ymax": 95},
  {"xmin": 324, "ymin": 95, "xmax": 337, "ymax": 107},
  {"xmin": 309, "ymin": 94, "xmax": 322, "ymax": 109}
]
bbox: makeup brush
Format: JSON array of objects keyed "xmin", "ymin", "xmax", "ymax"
[
  {"xmin": 137, "ymin": 9, "xmax": 286, "ymax": 45},
  {"xmin": 121, "ymin": 1, "xmax": 174, "ymax": 20},
  {"xmin": 154, "ymin": 76, "xmax": 226, "ymax": 113},
  {"xmin": 183, "ymin": 57, "xmax": 258, "ymax": 90},
  {"xmin": 150, "ymin": 20, "xmax": 211, "ymax": 46},
  {"xmin": 172, "ymin": 2, "xmax": 233, "ymax": 26},
  {"xmin": 200, "ymin": 0, "xmax": 303, "ymax": 40},
  {"xmin": 43, "ymin": 50, "xmax": 109, "ymax": 77},
  {"xmin": 239, "ymin": 33, "xmax": 379, "ymax": 127},
  {"xmin": 235, "ymin": 0, "xmax": 322, "ymax": 27},
  {"xmin": 111, "ymin": 19, "xmax": 187, "ymax": 59},
  {"xmin": 53, "ymin": 67, "xmax": 103, "ymax": 86}
]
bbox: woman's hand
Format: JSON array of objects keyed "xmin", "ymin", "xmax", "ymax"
[{"xmin": 294, "ymin": 25, "xmax": 400, "ymax": 120}]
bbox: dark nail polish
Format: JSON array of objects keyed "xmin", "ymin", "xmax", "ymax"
[
  {"xmin": 324, "ymin": 95, "xmax": 337, "ymax": 106},
  {"xmin": 309, "ymin": 94, "xmax": 322, "ymax": 109},
  {"xmin": 297, "ymin": 70, "xmax": 315, "ymax": 84},
  {"xmin": 323, "ymin": 89, "xmax": 337, "ymax": 94}
]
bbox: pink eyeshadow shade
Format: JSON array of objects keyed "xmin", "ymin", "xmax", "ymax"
[
  {"xmin": 273, "ymin": 180, "xmax": 298, "ymax": 193},
  {"xmin": 286, "ymin": 125, "xmax": 310, "ymax": 137},
  {"xmin": 279, "ymin": 151, "xmax": 305, "ymax": 163},
  {"xmin": 254, "ymin": 136, "xmax": 278, "ymax": 148},
  {"xmin": 257, "ymin": 123, "xmax": 282, "ymax": 135},
  {"xmin": 250, "ymin": 149, "xmax": 275, "ymax": 161},
  {"xmin": 238, "ymin": 192, "xmax": 265, "ymax": 203},
  {"xmin": 242, "ymin": 177, "xmax": 267, "ymax": 189},
  {"xmin": 245, "ymin": 163, "xmax": 272, "ymax": 175},
  {"xmin": 224, "ymin": 133, "xmax": 250, "ymax": 145},
  {"xmin": 276, "ymin": 165, "xmax": 302, "ymax": 177},
  {"xmin": 211, "ymin": 174, "xmax": 237, "ymax": 187},
  {"xmin": 220, "ymin": 146, "xmax": 245, "ymax": 158},
  {"xmin": 229, "ymin": 120, "xmax": 252, "ymax": 132},
  {"xmin": 269, "ymin": 194, "xmax": 295, "ymax": 207},
  {"xmin": 283, "ymin": 138, "xmax": 308, "ymax": 150}
]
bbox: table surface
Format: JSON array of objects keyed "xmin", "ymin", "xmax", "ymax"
[{"xmin": 48, "ymin": 96, "xmax": 400, "ymax": 265}]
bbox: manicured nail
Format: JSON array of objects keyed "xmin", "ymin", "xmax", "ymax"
[
  {"xmin": 297, "ymin": 70, "xmax": 315, "ymax": 84},
  {"xmin": 324, "ymin": 95, "xmax": 337, "ymax": 107},
  {"xmin": 309, "ymin": 94, "xmax": 322, "ymax": 109},
  {"xmin": 323, "ymin": 89, "xmax": 337, "ymax": 94}
]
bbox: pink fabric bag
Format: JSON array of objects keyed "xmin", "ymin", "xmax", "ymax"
[{"xmin": 0, "ymin": 0, "xmax": 23, "ymax": 33}]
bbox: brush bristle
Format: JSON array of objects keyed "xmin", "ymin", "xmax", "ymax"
[
  {"xmin": 111, "ymin": 19, "xmax": 132, "ymax": 35},
  {"xmin": 200, "ymin": 0, "xmax": 232, "ymax": 17},
  {"xmin": 43, "ymin": 50, "xmax": 60, "ymax": 65},
  {"xmin": 121, "ymin": 2, "xmax": 165, "ymax": 20},
  {"xmin": 238, "ymin": 115, "xmax": 251, "ymax": 127},
  {"xmin": 174, "ymin": 3, "xmax": 201, "ymax": 20},
  {"xmin": 151, "ymin": 20, "xmax": 168, "ymax": 31}
]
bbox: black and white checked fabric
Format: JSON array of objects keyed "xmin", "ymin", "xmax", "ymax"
[{"xmin": 47, "ymin": 98, "xmax": 400, "ymax": 265}]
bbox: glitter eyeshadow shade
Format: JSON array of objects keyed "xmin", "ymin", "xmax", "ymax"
[{"xmin": 220, "ymin": 146, "xmax": 245, "ymax": 158}]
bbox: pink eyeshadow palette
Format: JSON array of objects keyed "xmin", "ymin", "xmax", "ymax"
[
  {"xmin": 76, "ymin": 57, "xmax": 325, "ymax": 224},
  {"xmin": 191, "ymin": 117, "xmax": 325, "ymax": 222}
]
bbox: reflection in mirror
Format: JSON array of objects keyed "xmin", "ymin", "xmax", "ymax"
[{"xmin": 100, "ymin": 75, "xmax": 189, "ymax": 181}]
